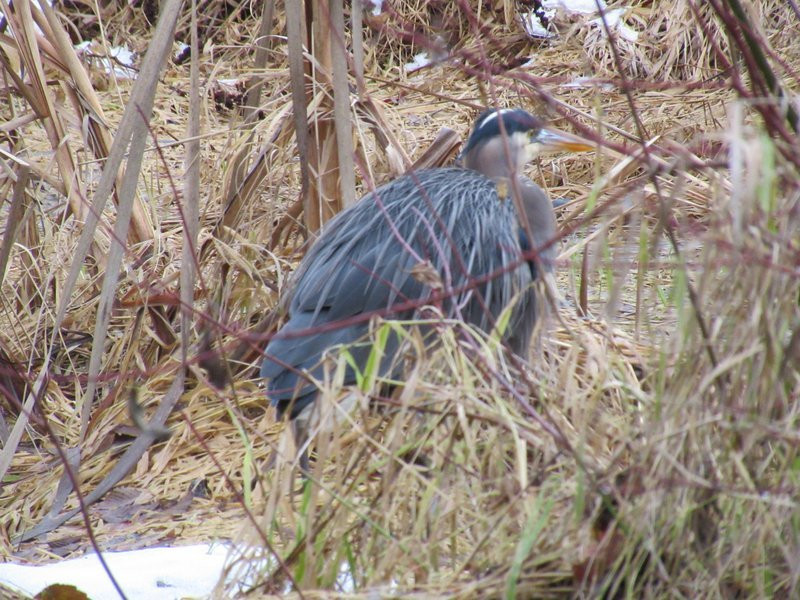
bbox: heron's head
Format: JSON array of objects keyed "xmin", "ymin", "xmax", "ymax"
[{"xmin": 460, "ymin": 108, "xmax": 592, "ymax": 178}]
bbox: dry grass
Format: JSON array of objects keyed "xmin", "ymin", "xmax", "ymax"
[{"xmin": 1, "ymin": 0, "xmax": 799, "ymax": 598}]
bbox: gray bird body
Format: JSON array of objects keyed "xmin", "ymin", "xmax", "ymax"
[
  {"xmin": 261, "ymin": 108, "xmax": 587, "ymax": 423},
  {"xmin": 261, "ymin": 167, "xmax": 537, "ymax": 419}
]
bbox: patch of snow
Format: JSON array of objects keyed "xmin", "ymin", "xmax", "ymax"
[
  {"xmin": 74, "ymin": 42, "xmax": 137, "ymax": 79},
  {"xmin": 543, "ymin": 0, "xmax": 606, "ymax": 15},
  {"xmin": 589, "ymin": 7, "xmax": 639, "ymax": 42},
  {"xmin": 0, "ymin": 0, "xmax": 51, "ymax": 33},
  {"xmin": 174, "ymin": 42, "xmax": 189, "ymax": 61},
  {"xmin": 563, "ymin": 75, "xmax": 593, "ymax": 88},
  {"xmin": 365, "ymin": 0, "xmax": 383, "ymax": 16},
  {"xmin": 524, "ymin": 1, "xmax": 634, "ymax": 41},
  {"xmin": 520, "ymin": 10, "xmax": 555, "ymax": 39},
  {"xmin": 337, "ymin": 560, "xmax": 356, "ymax": 593},
  {"xmin": 405, "ymin": 52, "xmax": 432, "ymax": 74},
  {"xmin": 109, "ymin": 45, "xmax": 136, "ymax": 77},
  {"xmin": 562, "ymin": 76, "xmax": 615, "ymax": 90},
  {"xmin": 0, "ymin": 544, "xmax": 229, "ymax": 600}
]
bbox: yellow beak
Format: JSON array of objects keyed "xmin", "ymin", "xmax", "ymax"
[{"xmin": 534, "ymin": 128, "xmax": 594, "ymax": 153}]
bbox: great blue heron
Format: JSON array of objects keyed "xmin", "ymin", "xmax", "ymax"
[{"xmin": 261, "ymin": 108, "xmax": 590, "ymax": 430}]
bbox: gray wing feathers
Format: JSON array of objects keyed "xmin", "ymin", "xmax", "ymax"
[{"xmin": 262, "ymin": 168, "xmax": 533, "ymax": 409}]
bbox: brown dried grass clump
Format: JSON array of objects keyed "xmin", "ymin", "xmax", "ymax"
[
  {"xmin": 219, "ymin": 309, "xmax": 648, "ymax": 597},
  {"xmin": 570, "ymin": 0, "xmax": 798, "ymax": 82},
  {"xmin": 1, "ymin": 0, "xmax": 799, "ymax": 598},
  {"xmin": 362, "ymin": 0, "xmax": 535, "ymax": 73}
]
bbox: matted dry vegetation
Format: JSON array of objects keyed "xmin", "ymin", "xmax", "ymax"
[{"xmin": 1, "ymin": 0, "xmax": 799, "ymax": 598}]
